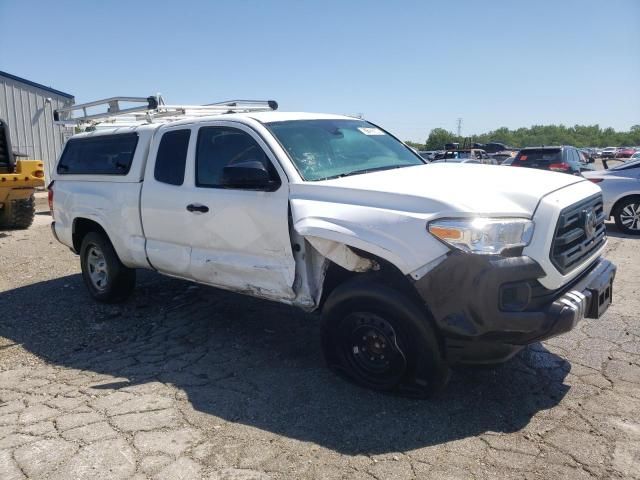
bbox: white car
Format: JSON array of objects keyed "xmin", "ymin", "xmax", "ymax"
[
  {"xmin": 49, "ymin": 96, "xmax": 616, "ymax": 395},
  {"xmin": 584, "ymin": 158, "xmax": 640, "ymax": 234}
]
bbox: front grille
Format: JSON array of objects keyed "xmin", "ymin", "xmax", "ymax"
[{"xmin": 550, "ymin": 194, "xmax": 606, "ymax": 274}]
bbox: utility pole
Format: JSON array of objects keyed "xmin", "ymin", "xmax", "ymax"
[{"xmin": 456, "ymin": 117, "xmax": 463, "ymax": 138}]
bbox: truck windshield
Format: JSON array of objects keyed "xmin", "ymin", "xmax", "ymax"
[{"xmin": 266, "ymin": 119, "xmax": 424, "ymax": 181}]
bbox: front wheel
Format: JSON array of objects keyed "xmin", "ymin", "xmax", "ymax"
[
  {"xmin": 80, "ymin": 231, "xmax": 136, "ymax": 302},
  {"xmin": 321, "ymin": 277, "xmax": 449, "ymax": 397},
  {"xmin": 613, "ymin": 197, "xmax": 640, "ymax": 235}
]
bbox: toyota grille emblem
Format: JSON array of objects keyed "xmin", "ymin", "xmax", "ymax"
[{"xmin": 583, "ymin": 208, "xmax": 597, "ymax": 239}]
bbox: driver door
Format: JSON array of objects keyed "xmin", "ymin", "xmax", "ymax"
[{"xmin": 183, "ymin": 121, "xmax": 296, "ymax": 301}]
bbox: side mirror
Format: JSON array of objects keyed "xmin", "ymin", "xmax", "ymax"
[{"xmin": 221, "ymin": 161, "xmax": 278, "ymax": 191}]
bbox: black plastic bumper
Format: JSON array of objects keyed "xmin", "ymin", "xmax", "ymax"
[{"xmin": 412, "ymin": 252, "xmax": 616, "ymax": 365}]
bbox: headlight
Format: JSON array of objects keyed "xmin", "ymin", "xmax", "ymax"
[{"xmin": 428, "ymin": 218, "xmax": 534, "ymax": 255}]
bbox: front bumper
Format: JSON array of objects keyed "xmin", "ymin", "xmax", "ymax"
[{"xmin": 411, "ymin": 253, "xmax": 616, "ymax": 365}]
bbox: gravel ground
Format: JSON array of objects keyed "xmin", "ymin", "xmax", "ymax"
[{"xmin": 0, "ymin": 201, "xmax": 638, "ymax": 479}]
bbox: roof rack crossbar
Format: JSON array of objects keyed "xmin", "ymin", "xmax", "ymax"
[
  {"xmin": 54, "ymin": 95, "xmax": 278, "ymax": 125},
  {"xmin": 53, "ymin": 96, "xmax": 158, "ymax": 122},
  {"xmin": 206, "ymin": 99, "xmax": 279, "ymax": 110}
]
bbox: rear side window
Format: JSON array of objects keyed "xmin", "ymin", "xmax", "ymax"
[
  {"xmin": 57, "ymin": 133, "xmax": 138, "ymax": 175},
  {"xmin": 154, "ymin": 130, "xmax": 191, "ymax": 185},
  {"xmin": 513, "ymin": 149, "xmax": 561, "ymax": 165}
]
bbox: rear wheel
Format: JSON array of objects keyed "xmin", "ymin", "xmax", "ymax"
[
  {"xmin": 321, "ymin": 276, "xmax": 449, "ymax": 397},
  {"xmin": 0, "ymin": 195, "xmax": 35, "ymax": 229},
  {"xmin": 80, "ymin": 231, "xmax": 136, "ymax": 302},
  {"xmin": 613, "ymin": 197, "xmax": 640, "ymax": 235}
]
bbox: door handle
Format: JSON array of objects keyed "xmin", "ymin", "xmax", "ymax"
[{"xmin": 186, "ymin": 204, "xmax": 209, "ymax": 213}]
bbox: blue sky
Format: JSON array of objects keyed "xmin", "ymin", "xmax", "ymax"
[{"xmin": 1, "ymin": 0, "xmax": 638, "ymax": 141}]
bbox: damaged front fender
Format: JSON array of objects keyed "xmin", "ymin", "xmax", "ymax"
[{"xmin": 304, "ymin": 236, "xmax": 376, "ymax": 273}]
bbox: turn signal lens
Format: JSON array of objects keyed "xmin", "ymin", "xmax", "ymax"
[
  {"xmin": 588, "ymin": 178, "xmax": 604, "ymax": 183},
  {"xmin": 33, "ymin": 170, "xmax": 45, "ymax": 178},
  {"xmin": 428, "ymin": 226, "xmax": 463, "ymax": 241}
]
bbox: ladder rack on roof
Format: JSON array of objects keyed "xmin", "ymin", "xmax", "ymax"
[{"xmin": 53, "ymin": 95, "xmax": 278, "ymax": 126}]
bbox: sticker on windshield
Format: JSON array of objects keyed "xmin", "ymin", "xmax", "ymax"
[{"xmin": 358, "ymin": 127, "xmax": 385, "ymax": 135}]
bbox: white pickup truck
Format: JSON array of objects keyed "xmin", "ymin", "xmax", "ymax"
[{"xmin": 50, "ymin": 98, "xmax": 616, "ymax": 395}]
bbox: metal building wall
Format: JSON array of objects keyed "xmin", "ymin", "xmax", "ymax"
[{"xmin": 0, "ymin": 73, "xmax": 74, "ymax": 178}]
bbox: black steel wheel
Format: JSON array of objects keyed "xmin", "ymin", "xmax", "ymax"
[
  {"xmin": 322, "ymin": 276, "xmax": 449, "ymax": 397},
  {"xmin": 340, "ymin": 312, "xmax": 408, "ymax": 389}
]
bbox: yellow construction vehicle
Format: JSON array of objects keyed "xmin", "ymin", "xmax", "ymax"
[{"xmin": 0, "ymin": 118, "xmax": 45, "ymax": 229}]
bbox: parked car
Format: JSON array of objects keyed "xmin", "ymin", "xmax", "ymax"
[
  {"xmin": 49, "ymin": 96, "xmax": 616, "ymax": 396},
  {"xmin": 509, "ymin": 146, "xmax": 586, "ymax": 175},
  {"xmin": 584, "ymin": 158, "xmax": 640, "ymax": 235},
  {"xmin": 616, "ymin": 147, "xmax": 637, "ymax": 159},
  {"xmin": 479, "ymin": 142, "xmax": 513, "ymax": 154},
  {"xmin": 630, "ymin": 151, "xmax": 640, "ymax": 160},
  {"xmin": 431, "ymin": 158, "xmax": 481, "ymax": 164},
  {"xmin": 436, "ymin": 149, "xmax": 496, "ymax": 164},
  {"xmin": 475, "ymin": 142, "xmax": 518, "ymax": 163},
  {"xmin": 601, "ymin": 147, "xmax": 618, "ymax": 159},
  {"xmin": 578, "ymin": 151, "xmax": 597, "ymax": 172},
  {"xmin": 491, "ymin": 151, "xmax": 516, "ymax": 164},
  {"xmin": 418, "ymin": 150, "xmax": 437, "ymax": 161},
  {"xmin": 580, "ymin": 148, "xmax": 596, "ymax": 163}
]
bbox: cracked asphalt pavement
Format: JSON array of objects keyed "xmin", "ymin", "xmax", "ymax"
[{"xmin": 0, "ymin": 205, "xmax": 638, "ymax": 479}]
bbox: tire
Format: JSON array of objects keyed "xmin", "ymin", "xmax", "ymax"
[
  {"xmin": 0, "ymin": 206, "xmax": 8, "ymax": 229},
  {"xmin": 0, "ymin": 195, "xmax": 35, "ymax": 229},
  {"xmin": 321, "ymin": 276, "xmax": 449, "ymax": 397},
  {"xmin": 80, "ymin": 231, "xmax": 136, "ymax": 303},
  {"xmin": 613, "ymin": 196, "xmax": 640, "ymax": 235}
]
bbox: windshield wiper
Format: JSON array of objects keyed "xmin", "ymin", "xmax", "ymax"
[{"xmin": 319, "ymin": 164, "xmax": 406, "ymax": 181}]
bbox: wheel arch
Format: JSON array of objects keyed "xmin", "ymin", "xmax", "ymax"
[
  {"xmin": 611, "ymin": 193, "xmax": 640, "ymax": 218},
  {"xmin": 72, "ymin": 217, "xmax": 110, "ymax": 253},
  {"xmin": 295, "ymin": 224, "xmax": 437, "ymax": 314},
  {"xmin": 302, "ymin": 235, "xmax": 438, "ymax": 330}
]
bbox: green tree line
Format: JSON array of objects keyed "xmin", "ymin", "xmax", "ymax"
[{"xmin": 407, "ymin": 125, "xmax": 640, "ymax": 151}]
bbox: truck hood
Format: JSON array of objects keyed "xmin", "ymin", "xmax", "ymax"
[{"xmin": 290, "ymin": 163, "xmax": 586, "ymax": 217}]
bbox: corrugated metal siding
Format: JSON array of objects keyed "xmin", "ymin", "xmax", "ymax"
[{"xmin": 0, "ymin": 74, "xmax": 74, "ymax": 180}]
